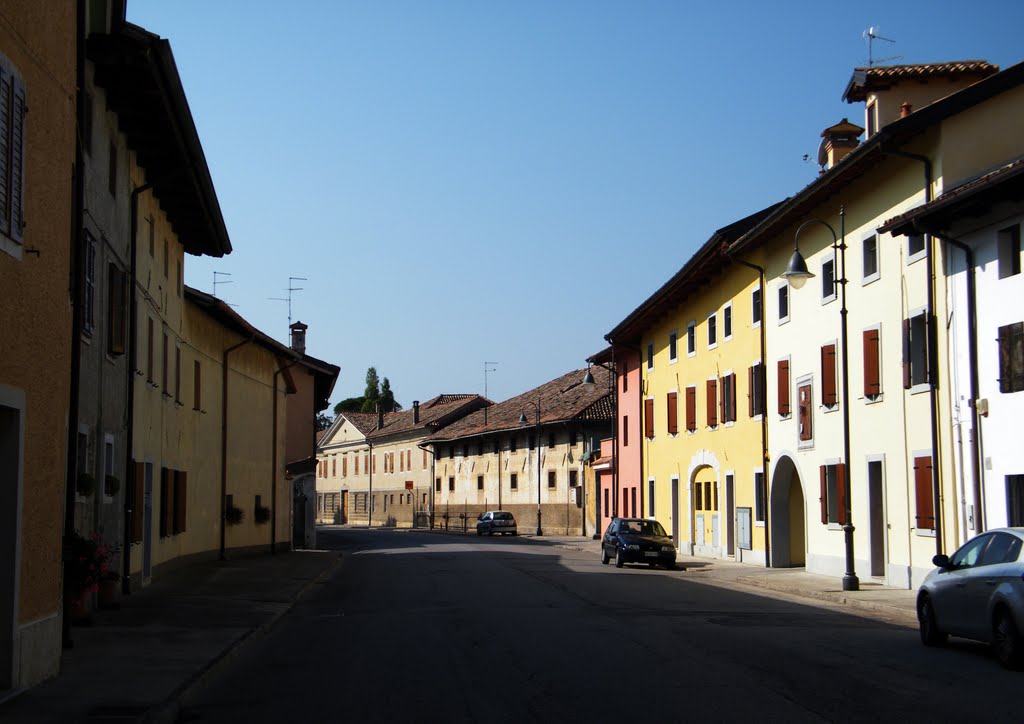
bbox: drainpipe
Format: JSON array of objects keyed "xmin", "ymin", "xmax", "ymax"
[
  {"xmin": 271, "ymin": 359, "xmax": 298, "ymax": 554},
  {"xmin": 882, "ymin": 148, "xmax": 943, "ymax": 557},
  {"xmin": 220, "ymin": 335, "xmax": 254, "ymax": 560},
  {"xmin": 367, "ymin": 440, "xmax": 374, "ymax": 528},
  {"xmin": 417, "ymin": 442, "xmax": 436, "ymax": 528},
  {"xmin": 727, "ymin": 253, "xmax": 771, "ymax": 568}
]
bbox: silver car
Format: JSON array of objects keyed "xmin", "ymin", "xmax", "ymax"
[
  {"xmin": 917, "ymin": 527, "xmax": 1024, "ymax": 668},
  {"xmin": 476, "ymin": 511, "xmax": 517, "ymax": 536}
]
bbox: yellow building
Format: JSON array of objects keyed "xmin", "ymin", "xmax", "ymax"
[{"xmin": 606, "ymin": 207, "xmax": 780, "ymax": 563}]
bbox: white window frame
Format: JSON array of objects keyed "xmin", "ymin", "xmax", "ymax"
[
  {"xmin": 723, "ymin": 302, "xmax": 733, "ymax": 342},
  {"xmin": 821, "ymin": 255, "xmax": 837, "ymax": 305},
  {"xmin": 707, "ymin": 312, "xmax": 718, "ymax": 350},
  {"xmin": 668, "ymin": 329, "xmax": 678, "ymax": 364},
  {"xmin": 751, "ymin": 287, "xmax": 762, "ymax": 329},
  {"xmin": 907, "ymin": 233, "xmax": 926, "ymax": 265},
  {"xmin": 796, "ymin": 374, "xmax": 813, "ymax": 450},
  {"xmin": 907, "ymin": 304, "xmax": 932, "ymax": 395},
  {"xmin": 686, "ymin": 321, "xmax": 696, "ymax": 357},
  {"xmin": 778, "ymin": 283, "xmax": 790, "ymax": 325},
  {"xmin": 862, "ymin": 232, "xmax": 881, "ymax": 285}
]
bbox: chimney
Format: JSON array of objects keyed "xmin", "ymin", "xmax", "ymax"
[
  {"xmin": 817, "ymin": 118, "xmax": 865, "ymax": 172},
  {"xmin": 900, "ymin": 101, "xmax": 912, "ymax": 118},
  {"xmin": 413, "ymin": 400, "xmax": 420, "ymax": 423},
  {"xmin": 376, "ymin": 403, "xmax": 384, "ymax": 430},
  {"xmin": 289, "ymin": 321, "xmax": 308, "ymax": 355}
]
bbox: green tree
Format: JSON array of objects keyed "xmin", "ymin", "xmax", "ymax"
[
  {"xmin": 380, "ymin": 377, "xmax": 401, "ymax": 412},
  {"xmin": 334, "ymin": 398, "xmax": 364, "ymax": 416},
  {"xmin": 360, "ymin": 367, "xmax": 381, "ymax": 413},
  {"xmin": 315, "ymin": 412, "xmax": 332, "ymax": 431}
]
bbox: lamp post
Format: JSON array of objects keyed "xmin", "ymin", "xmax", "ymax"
[
  {"xmin": 518, "ymin": 398, "xmax": 542, "ymax": 536},
  {"xmin": 782, "ymin": 206, "xmax": 859, "ymax": 592}
]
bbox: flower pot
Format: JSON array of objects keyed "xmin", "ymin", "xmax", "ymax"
[
  {"xmin": 68, "ymin": 593, "xmax": 92, "ymax": 625},
  {"xmin": 98, "ymin": 579, "xmax": 120, "ymax": 610}
]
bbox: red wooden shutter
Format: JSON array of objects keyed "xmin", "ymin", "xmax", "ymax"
[
  {"xmin": 706, "ymin": 379, "xmax": 718, "ymax": 427},
  {"xmin": 822, "ymin": 344, "xmax": 837, "ymax": 405},
  {"xmin": 173, "ymin": 470, "xmax": 188, "ymax": 534},
  {"xmin": 902, "ymin": 318, "xmax": 912, "ymax": 389},
  {"xmin": 667, "ymin": 392, "xmax": 678, "ymax": 434},
  {"xmin": 836, "ymin": 463, "xmax": 847, "ymax": 525},
  {"xmin": 819, "ymin": 465, "xmax": 828, "ymax": 524},
  {"xmin": 798, "ymin": 384, "xmax": 812, "ymax": 441},
  {"xmin": 914, "ymin": 456, "xmax": 935, "ymax": 529},
  {"xmin": 131, "ymin": 461, "xmax": 144, "ymax": 543},
  {"xmin": 719, "ymin": 377, "xmax": 726, "ymax": 424},
  {"xmin": 748, "ymin": 366, "xmax": 755, "ymax": 417},
  {"xmin": 778, "ymin": 360, "xmax": 790, "ymax": 416},
  {"xmin": 644, "ymin": 398, "xmax": 655, "ymax": 438},
  {"xmin": 863, "ymin": 329, "xmax": 880, "ymax": 396},
  {"xmin": 685, "ymin": 387, "xmax": 696, "ymax": 432}
]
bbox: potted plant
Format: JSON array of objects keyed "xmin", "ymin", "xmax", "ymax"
[
  {"xmin": 225, "ymin": 504, "xmax": 244, "ymax": 525},
  {"xmin": 254, "ymin": 504, "xmax": 271, "ymax": 525},
  {"xmin": 98, "ymin": 570, "xmax": 121, "ymax": 610},
  {"xmin": 76, "ymin": 472, "xmax": 96, "ymax": 497},
  {"xmin": 65, "ymin": 530, "xmax": 112, "ymax": 622},
  {"xmin": 104, "ymin": 474, "xmax": 121, "ymax": 497}
]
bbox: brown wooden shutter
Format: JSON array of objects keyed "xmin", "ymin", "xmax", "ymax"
[
  {"xmin": 108, "ymin": 265, "xmax": 126, "ymax": 355},
  {"xmin": 798, "ymin": 383, "xmax": 812, "ymax": 441},
  {"xmin": 173, "ymin": 470, "xmax": 188, "ymax": 534},
  {"xmin": 778, "ymin": 360, "xmax": 791, "ymax": 416},
  {"xmin": 685, "ymin": 387, "xmax": 696, "ymax": 432},
  {"xmin": 914, "ymin": 456, "xmax": 935, "ymax": 529},
  {"xmin": 159, "ymin": 467, "xmax": 172, "ymax": 538},
  {"xmin": 836, "ymin": 463, "xmax": 847, "ymax": 525},
  {"xmin": 863, "ymin": 329, "xmax": 880, "ymax": 396},
  {"xmin": 821, "ymin": 344, "xmax": 837, "ymax": 405},
  {"xmin": 719, "ymin": 377, "xmax": 726, "ymax": 424},
  {"xmin": 9, "ymin": 76, "xmax": 25, "ymax": 241},
  {"xmin": 706, "ymin": 379, "xmax": 718, "ymax": 427},
  {"xmin": 667, "ymin": 392, "xmax": 678, "ymax": 434},
  {"xmin": 0, "ymin": 68, "xmax": 10, "ymax": 238},
  {"xmin": 729, "ymin": 374, "xmax": 737, "ymax": 422},
  {"xmin": 131, "ymin": 461, "xmax": 144, "ymax": 543},
  {"xmin": 902, "ymin": 318, "xmax": 912, "ymax": 389},
  {"xmin": 193, "ymin": 360, "xmax": 201, "ymax": 410},
  {"xmin": 748, "ymin": 366, "xmax": 755, "ymax": 417},
  {"xmin": 819, "ymin": 465, "xmax": 828, "ymax": 524},
  {"xmin": 644, "ymin": 398, "xmax": 654, "ymax": 438},
  {"xmin": 175, "ymin": 346, "xmax": 182, "ymax": 402}
]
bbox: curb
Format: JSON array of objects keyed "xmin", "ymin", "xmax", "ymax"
[
  {"xmin": 141, "ymin": 552, "xmax": 343, "ymax": 724},
  {"xmin": 731, "ymin": 575, "xmax": 917, "ymax": 622}
]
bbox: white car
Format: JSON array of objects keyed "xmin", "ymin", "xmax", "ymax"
[
  {"xmin": 476, "ymin": 511, "xmax": 517, "ymax": 536},
  {"xmin": 917, "ymin": 527, "xmax": 1024, "ymax": 668}
]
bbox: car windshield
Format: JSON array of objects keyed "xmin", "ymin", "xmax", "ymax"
[
  {"xmin": 619, "ymin": 520, "xmax": 667, "ymax": 537},
  {"xmin": 494, "ymin": 512, "xmax": 514, "ymax": 521}
]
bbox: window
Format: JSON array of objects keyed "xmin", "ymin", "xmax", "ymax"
[
  {"xmin": 863, "ymin": 328, "xmax": 881, "ymax": 399},
  {"xmin": 666, "ymin": 391, "xmax": 678, "ymax": 435},
  {"xmin": 477, "ymin": 475, "xmax": 484, "ymax": 491},
  {"xmin": 435, "ymin": 477, "xmax": 441, "ymax": 492},
  {"xmin": 356, "ymin": 455, "xmax": 361, "ymax": 475},
  {"xmin": 1007, "ymin": 475, "xmax": 1024, "ymax": 527},
  {"xmin": 903, "ymin": 310, "xmax": 933, "ymax": 389},
  {"xmin": 908, "ymin": 233, "xmax": 925, "ymax": 261},
  {"xmin": 547, "ymin": 433, "xmax": 555, "ymax": 449},
  {"xmin": 163, "ymin": 237, "xmax": 169, "ymax": 278},
  {"xmin": 866, "ymin": 101, "xmax": 877, "ymax": 138},
  {"xmin": 174, "ymin": 346, "xmax": 181, "ymax": 403},
  {"xmin": 720, "ymin": 373, "xmax": 737, "ymax": 423},
  {"xmin": 173, "ymin": 470, "xmax": 188, "ymax": 534},
  {"xmin": 669, "ymin": 331, "xmax": 678, "ymax": 362},
  {"xmin": 687, "ymin": 322, "xmax": 696, "ymax": 356},
  {"xmin": 685, "ymin": 386, "xmax": 696, "ymax": 432},
  {"xmin": 103, "ymin": 438, "xmax": 114, "ymax": 500},
  {"xmin": 822, "ymin": 257, "xmax": 836, "ymax": 303},
  {"xmin": 146, "ymin": 318, "xmax": 154, "ymax": 382},
  {"xmin": 819, "ymin": 463, "xmax": 847, "ymax": 525},
  {"xmin": 723, "ymin": 304, "xmax": 733, "ymax": 340},
  {"xmin": 548, "ymin": 471, "xmax": 556, "ymax": 489},
  {"xmin": 998, "ymin": 322, "xmax": 1024, "ymax": 393},
  {"xmin": 107, "ymin": 264, "xmax": 127, "ymax": 355},
  {"xmin": 604, "ymin": 488, "xmax": 609, "ymax": 515},
  {"xmin": 644, "ymin": 398, "xmax": 654, "ymax": 438},
  {"xmin": 631, "ymin": 488, "xmax": 637, "ymax": 517},
  {"xmin": 778, "ymin": 285, "xmax": 789, "ymax": 323},
  {"xmin": 510, "ymin": 473, "xmax": 518, "ymax": 490},
  {"xmin": 647, "ymin": 342, "xmax": 654, "ymax": 370},
  {"xmin": 623, "ymin": 367, "xmax": 628, "ymax": 393},
  {"xmin": 622, "ymin": 415, "xmax": 629, "ymax": 447},
  {"xmin": 510, "ymin": 437, "xmax": 517, "ymax": 453},
  {"xmin": 569, "ymin": 469, "xmax": 578, "ymax": 489},
  {"xmin": 162, "ymin": 332, "xmax": 168, "ymax": 392},
  {"xmin": 777, "ymin": 359, "xmax": 791, "ymax": 417},
  {"xmin": 863, "ymin": 234, "xmax": 879, "ymax": 282},
  {"xmin": 82, "ymin": 232, "xmax": 97, "ymax": 335},
  {"xmin": 751, "ymin": 288, "xmax": 762, "ymax": 327},
  {"xmin": 695, "ymin": 482, "xmax": 702, "ymax": 511},
  {"xmin": 707, "ymin": 313, "xmax": 717, "ymax": 348},
  {"xmin": 999, "ymin": 225, "xmax": 1021, "ymax": 279},
  {"xmin": 176, "ymin": 259, "xmax": 182, "ymax": 297},
  {"xmin": 648, "ymin": 479, "xmax": 655, "ymax": 517},
  {"xmin": 821, "ymin": 343, "xmax": 838, "ymax": 408},
  {"xmin": 448, "ymin": 477, "xmax": 454, "ymax": 492},
  {"xmin": 798, "ymin": 380, "xmax": 813, "ymax": 443},
  {"xmin": 754, "ymin": 472, "xmax": 765, "ymax": 522},
  {"xmin": 159, "ymin": 467, "xmax": 171, "ymax": 537},
  {"xmin": 424, "ymin": 449, "xmax": 429, "ymax": 467},
  {"xmin": 914, "ymin": 455, "xmax": 934, "ymax": 529},
  {"xmin": 193, "ymin": 360, "xmax": 201, "ymax": 411},
  {"xmin": 332, "ymin": 458, "xmax": 337, "ymax": 477},
  {"xmin": 748, "ymin": 363, "xmax": 765, "ymax": 417},
  {"xmin": 108, "ymin": 142, "xmax": 117, "ymax": 196},
  {"xmin": 706, "ymin": 378, "xmax": 718, "ymax": 428},
  {"xmin": 342, "ymin": 456, "xmax": 347, "ymax": 477},
  {"xmin": 146, "ymin": 217, "xmax": 154, "ymax": 256}
]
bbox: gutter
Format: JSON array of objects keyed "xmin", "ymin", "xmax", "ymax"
[{"xmin": 220, "ymin": 335, "xmax": 254, "ymax": 560}]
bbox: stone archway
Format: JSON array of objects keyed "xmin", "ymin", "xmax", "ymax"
[
  {"xmin": 691, "ymin": 465, "xmax": 720, "ymax": 556},
  {"xmin": 770, "ymin": 455, "xmax": 806, "ymax": 568}
]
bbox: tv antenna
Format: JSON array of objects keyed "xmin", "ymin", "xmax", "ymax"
[
  {"xmin": 863, "ymin": 26, "xmax": 901, "ymax": 67},
  {"xmin": 268, "ymin": 276, "xmax": 307, "ymax": 329},
  {"xmin": 484, "ymin": 361, "xmax": 498, "ymax": 423},
  {"xmin": 213, "ymin": 270, "xmax": 232, "ymax": 298}
]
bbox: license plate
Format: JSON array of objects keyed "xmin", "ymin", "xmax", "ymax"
[{"xmin": 644, "ymin": 551, "xmax": 659, "ymax": 558}]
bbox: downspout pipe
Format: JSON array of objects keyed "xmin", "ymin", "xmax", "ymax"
[
  {"xmin": 882, "ymin": 148, "xmax": 943, "ymax": 556},
  {"xmin": 727, "ymin": 252, "xmax": 771, "ymax": 568},
  {"xmin": 220, "ymin": 335, "xmax": 254, "ymax": 560},
  {"xmin": 417, "ymin": 442, "xmax": 436, "ymax": 527},
  {"xmin": 271, "ymin": 359, "xmax": 298, "ymax": 554},
  {"xmin": 367, "ymin": 440, "xmax": 374, "ymax": 528}
]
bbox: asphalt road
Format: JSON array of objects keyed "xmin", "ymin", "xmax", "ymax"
[{"xmin": 180, "ymin": 528, "xmax": 1018, "ymax": 723}]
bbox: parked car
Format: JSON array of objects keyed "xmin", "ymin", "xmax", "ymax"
[
  {"xmin": 601, "ymin": 517, "xmax": 676, "ymax": 569},
  {"xmin": 917, "ymin": 527, "xmax": 1024, "ymax": 668},
  {"xmin": 476, "ymin": 511, "xmax": 517, "ymax": 536}
]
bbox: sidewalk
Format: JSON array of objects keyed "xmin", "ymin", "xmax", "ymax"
[{"xmin": 0, "ymin": 549, "xmax": 340, "ymax": 724}]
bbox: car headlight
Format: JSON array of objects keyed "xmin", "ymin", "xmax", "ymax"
[
  {"xmin": 626, "ymin": 544, "xmax": 640, "ymax": 550},
  {"xmin": 661, "ymin": 546, "xmax": 675, "ymax": 552}
]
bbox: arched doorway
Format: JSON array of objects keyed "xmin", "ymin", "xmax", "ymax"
[
  {"xmin": 692, "ymin": 465, "xmax": 720, "ymax": 556},
  {"xmin": 770, "ymin": 455, "xmax": 805, "ymax": 567}
]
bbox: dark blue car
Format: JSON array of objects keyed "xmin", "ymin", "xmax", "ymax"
[{"xmin": 601, "ymin": 517, "xmax": 677, "ymax": 570}]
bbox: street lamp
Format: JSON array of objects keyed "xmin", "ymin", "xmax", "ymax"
[
  {"xmin": 518, "ymin": 398, "xmax": 543, "ymax": 536},
  {"xmin": 782, "ymin": 206, "xmax": 859, "ymax": 592}
]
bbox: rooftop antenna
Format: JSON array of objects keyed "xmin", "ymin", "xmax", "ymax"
[
  {"xmin": 213, "ymin": 270, "xmax": 232, "ymax": 298},
  {"xmin": 863, "ymin": 26, "xmax": 901, "ymax": 67},
  {"xmin": 268, "ymin": 276, "xmax": 307, "ymax": 330},
  {"xmin": 484, "ymin": 361, "xmax": 498, "ymax": 424}
]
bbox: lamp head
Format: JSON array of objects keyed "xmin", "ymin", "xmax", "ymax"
[
  {"xmin": 782, "ymin": 248, "xmax": 815, "ymax": 290},
  {"xmin": 582, "ymin": 367, "xmax": 595, "ymax": 386}
]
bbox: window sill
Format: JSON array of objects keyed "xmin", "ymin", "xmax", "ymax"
[
  {"xmin": 669, "ymin": 357, "xmax": 678, "ymax": 365},
  {"xmin": 708, "ymin": 343, "xmax": 718, "ymax": 351},
  {"xmin": 862, "ymin": 273, "xmax": 880, "ymax": 287},
  {"xmin": 0, "ymin": 235, "xmax": 22, "ymax": 260},
  {"xmin": 915, "ymin": 528, "xmax": 937, "ymax": 538},
  {"xmin": 755, "ymin": 520, "xmax": 766, "ymax": 528},
  {"xmin": 822, "ymin": 404, "xmax": 839, "ymax": 414},
  {"xmin": 724, "ymin": 335, "xmax": 733, "ymax": 343},
  {"xmin": 909, "ymin": 383, "xmax": 933, "ymax": 396},
  {"xmin": 822, "ymin": 295, "xmax": 837, "ymax": 306},
  {"xmin": 724, "ymin": 421, "xmax": 735, "ymax": 428},
  {"xmin": 864, "ymin": 394, "xmax": 883, "ymax": 405},
  {"xmin": 778, "ymin": 317, "xmax": 791, "ymax": 326},
  {"xmin": 687, "ymin": 351, "xmax": 696, "ymax": 358},
  {"xmin": 907, "ymin": 251, "xmax": 926, "ymax": 266},
  {"xmin": 827, "ymin": 522, "xmax": 843, "ymax": 531},
  {"xmin": 798, "ymin": 440, "xmax": 814, "ymax": 450}
]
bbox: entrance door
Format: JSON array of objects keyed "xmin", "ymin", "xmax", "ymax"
[
  {"xmin": 670, "ymin": 478, "xmax": 679, "ymax": 547},
  {"xmin": 725, "ymin": 474, "xmax": 735, "ymax": 557},
  {"xmin": 695, "ymin": 514, "xmax": 705, "ymax": 545},
  {"xmin": 143, "ymin": 462, "xmax": 154, "ymax": 583},
  {"xmin": 711, "ymin": 513, "xmax": 720, "ymax": 548},
  {"xmin": 341, "ymin": 490, "xmax": 349, "ymax": 524},
  {"xmin": 1, "ymin": 405, "xmax": 20, "ymax": 689},
  {"xmin": 868, "ymin": 459, "xmax": 885, "ymax": 578}
]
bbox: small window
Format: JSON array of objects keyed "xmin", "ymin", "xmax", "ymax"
[
  {"xmin": 147, "ymin": 217, "xmax": 154, "ymax": 256},
  {"xmin": 904, "ymin": 310, "xmax": 932, "ymax": 389},
  {"xmin": 999, "ymin": 225, "xmax": 1021, "ymax": 279},
  {"xmin": 754, "ymin": 472, "xmax": 765, "ymax": 522},
  {"xmin": 644, "ymin": 398, "xmax": 654, "ymax": 438},
  {"xmin": 822, "ymin": 257, "xmax": 836, "ymax": 303},
  {"xmin": 821, "ymin": 343, "xmax": 838, "ymax": 409},
  {"xmin": 146, "ymin": 318, "xmax": 154, "ymax": 382},
  {"xmin": 193, "ymin": 360, "xmax": 201, "ymax": 411},
  {"xmin": 777, "ymin": 359, "xmax": 791, "ymax": 417},
  {"xmin": 622, "ymin": 415, "xmax": 629, "ymax": 447},
  {"xmin": 863, "ymin": 327, "xmax": 882, "ymax": 400},
  {"xmin": 435, "ymin": 478, "xmax": 441, "ymax": 492},
  {"xmin": 819, "ymin": 463, "xmax": 847, "ymax": 525},
  {"xmin": 797, "ymin": 380, "xmax": 813, "ymax": 444},
  {"xmin": 547, "ymin": 471, "xmax": 556, "ymax": 489},
  {"xmin": 778, "ymin": 285, "xmax": 790, "ymax": 323},
  {"xmin": 863, "ymin": 234, "xmax": 879, "ymax": 282},
  {"xmin": 866, "ymin": 101, "xmax": 877, "ymax": 138},
  {"xmin": 669, "ymin": 331, "xmax": 678, "ymax": 362},
  {"xmin": 908, "ymin": 233, "xmax": 925, "ymax": 261},
  {"xmin": 82, "ymin": 232, "xmax": 97, "ymax": 336},
  {"xmin": 448, "ymin": 477, "xmax": 454, "ymax": 492},
  {"xmin": 720, "ymin": 373, "xmax": 737, "ymax": 423},
  {"xmin": 648, "ymin": 479, "xmax": 655, "ymax": 517},
  {"xmin": 723, "ymin": 304, "xmax": 733, "ymax": 340},
  {"xmin": 647, "ymin": 342, "xmax": 654, "ymax": 370},
  {"xmin": 914, "ymin": 456, "xmax": 934, "ymax": 529},
  {"xmin": 477, "ymin": 475, "xmax": 483, "ymax": 491},
  {"xmin": 687, "ymin": 322, "xmax": 696, "ymax": 356},
  {"xmin": 666, "ymin": 391, "xmax": 678, "ymax": 435},
  {"xmin": 510, "ymin": 473, "xmax": 518, "ymax": 490},
  {"xmin": 685, "ymin": 386, "xmax": 696, "ymax": 432},
  {"xmin": 998, "ymin": 322, "xmax": 1024, "ymax": 393},
  {"xmin": 107, "ymin": 264, "xmax": 127, "ymax": 355},
  {"xmin": 751, "ymin": 288, "xmax": 762, "ymax": 327},
  {"xmin": 707, "ymin": 313, "xmax": 717, "ymax": 348},
  {"xmin": 748, "ymin": 363, "xmax": 765, "ymax": 417},
  {"xmin": 695, "ymin": 482, "xmax": 703, "ymax": 511}
]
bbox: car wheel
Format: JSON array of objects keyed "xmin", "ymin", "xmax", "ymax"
[
  {"xmin": 918, "ymin": 595, "xmax": 947, "ymax": 647},
  {"xmin": 648, "ymin": 562, "xmax": 657, "ymax": 568},
  {"xmin": 993, "ymin": 607, "xmax": 1024, "ymax": 669},
  {"xmin": 663, "ymin": 562, "xmax": 676, "ymax": 571},
  {"xmin": 488, "ymin": 530, "xmax": 494, "ymax": 536},
  {"xmin": 476, "ymin": 529, "xmax": 482, "ymax": 536},
  {"xmin": 600, "ymin": 547, "xmax": 609, "ymax": 565},
  {"xmin": 615, "ymin": 549, "xmax": 624, "ymax": 568}
]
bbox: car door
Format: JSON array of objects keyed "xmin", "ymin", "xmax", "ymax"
[
  {"xmin": 932, "ymin": 534, "xmax": 993, "ymax": 636},
  {"xmin": 604, "ymin": 519, "xmax": 619, "ymax": 556},
  {"xmin": 963, "ymin": 533, "xmax": 1024, "ymax": 640}
]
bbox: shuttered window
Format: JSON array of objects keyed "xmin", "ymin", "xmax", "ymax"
[
  {"xmin": 819, "ymin": 463, "xmax": 846, "ymax": 525},
  {"xmin": 159, "ymin": 467, "xmax": 172, "ymax": 538},
  {"xmin": 0, "ymin": 63, "xmax": 27, "ymax": 243},
  {"xmin": 777, "ymin": 360, "xmax": 791, "ymax": 416},
  {"xmin": 82, "ymin": 233, "xmax": 96, "ymax": 335},
  {"xmin": 667, "ymin": 392, "xmax": 678, "ymax": 434},
  {"xmin": 706, "ymin": 379, "xmax": 718, "ymax": 427},
  {"xmin": 108, "ymin": 264, "xmax": 127, "ymax": 355},
  {"xmin": 644, "ymin": 398, "xmax": 654, "ymax": 438},
  {"xmin": 798, "ymin": 382, "xmax": 812, "ymax": 442},
  {"xmin": 131, "ymin": 461, "xmax": 145, "ymax": 543},
  {"xmin": 998, "ymin": 322, "xmax": 1024, "ymax": 393},
  {"xmin": 720, "ymin": 374, "xmax": 737, "ymax": 423},
  {"xmin": 623, "ymin": 416, "xmax": 628, "ymax": 447},
  {"xmin": 173, "ymin": 471, "xmax": 187, "ymax": 535},
  {"xmin": 685, "ymin": 386, "xmax": 696, "ymax": 432},
  {"xmin": 193, "ymin": 360, "xmax": 201, "ymax": 411},
  {"xmin": 863, "ymin": 328, "xmax": 881, "ymax": 398},
  {"xmin": 914, "ymin": 456, "xmax": 935, "ymax": 529},
  {"xmin": 821, "ymin": 343, "xmax": 837, "ymax": 406},
  {"xmin": 749, "ymin": 363, "xmax": 765, "ymax": 417},
  {"xmin": 903, "ymin": 312, "xmax": 932, "ymax": 388}
]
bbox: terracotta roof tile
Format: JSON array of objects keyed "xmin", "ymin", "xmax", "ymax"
[
  {"xmin": 843, "ymin": 60, "xmax": 998, "ymax": 102},
  {"xmin": 367, "ymin": 395, "xmax": 490, "ymax": 440}
]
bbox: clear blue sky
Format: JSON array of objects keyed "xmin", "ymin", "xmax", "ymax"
[{"xmin": 128, "ymin": 0, "xmax": 1023, "ymax": 409}]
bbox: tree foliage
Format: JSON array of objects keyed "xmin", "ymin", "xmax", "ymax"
[
  {"xmin": 360, "ymin": 367, "xmax": 381, "ymax": 413},
  {"xmin": 334, "ymin": 398, "xmax": 364, "ymax": 416},
  {"xmin": 315, "ymin": 412, "xmax": 332, "ymax": 431}
]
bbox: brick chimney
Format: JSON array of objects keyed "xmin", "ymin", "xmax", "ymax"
[
  {"xmin": 817, "ymin": 118, "xmax": 864, "ymax": 173},
  {"xmin": 900, "ymin": 101, "xmax": 913, "ymax": 118},
  {"xmin": 413, "ymin": 400, "xmax": 420, "ymax": 423},
  {"xmin": 289, "ymin": 321, "xmax": 308, "ymax": 355}
]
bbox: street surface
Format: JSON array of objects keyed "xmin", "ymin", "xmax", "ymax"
[{"xmin": 181, "ymin": 529, "xmax": 1016, "ymax": 723}]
